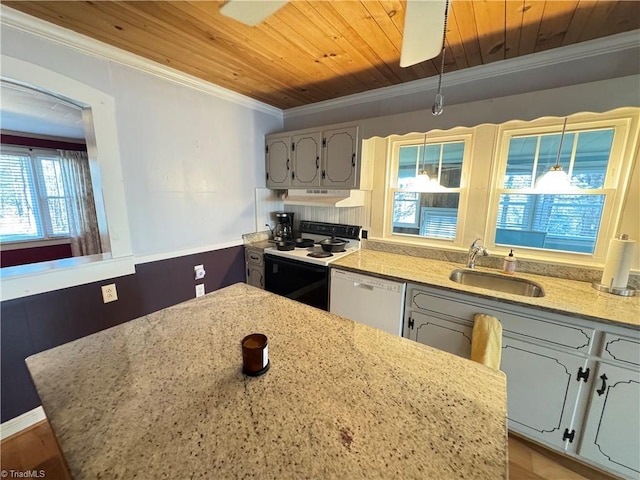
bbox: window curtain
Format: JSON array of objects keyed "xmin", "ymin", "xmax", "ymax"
[{"xmin": 59, "ymin": 150, "xmax": 102, "ymax": 257}]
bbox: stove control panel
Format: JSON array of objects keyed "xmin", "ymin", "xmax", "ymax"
[{"xmin": 299, "ymin": 221, "xmax": 361, "ymax": 240}]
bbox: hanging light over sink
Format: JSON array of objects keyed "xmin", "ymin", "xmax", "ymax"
[{"xmin": 534, "ymin": 118, "xmax": 580, "ymax": 193}]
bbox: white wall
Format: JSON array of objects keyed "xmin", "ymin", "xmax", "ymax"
[{"xmin": 1, "ymin": 23, "xmax": 283, "ymax": 261}]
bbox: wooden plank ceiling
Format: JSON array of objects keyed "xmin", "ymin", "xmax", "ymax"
[{"xmin": 4, "ymin": 1, "xmax": 639, "ymax": 110}]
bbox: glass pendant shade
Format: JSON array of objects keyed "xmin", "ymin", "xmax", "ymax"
[
  {"xmin": 534, "ymin": 165, "xmax": 576, "ymax": 193},
  {"xmin": 534, "ymin": 118, "xmax": 580, "ymax": 193},
  {"xmin": 414, "ymin": 171, "xmax": 446, "ymax": 192}
]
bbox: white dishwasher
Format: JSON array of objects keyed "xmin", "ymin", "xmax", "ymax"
[{"xmin": 329, "ymin": 269, "xmax": 406, "ymax": 336}]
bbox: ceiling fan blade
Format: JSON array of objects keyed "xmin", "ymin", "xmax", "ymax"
[
  {"xmin": 220, "ymin": 0, "xmax": 288, "ymax": 26},
  {"xmin": 400, "ymin": 0, "xmax": 447, "ymax": 67}
]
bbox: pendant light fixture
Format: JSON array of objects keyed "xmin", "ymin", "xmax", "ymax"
[
  {"xmin": 413, "ymin": 134, "xmax": 445, "ymax": 192},
  {"xmin": 432, "ymin": 0, "xmax": 450, "ymax": 116},
  {"xmin": 534, "ymin": 118, "xmax": 579, "ymax": 193}
]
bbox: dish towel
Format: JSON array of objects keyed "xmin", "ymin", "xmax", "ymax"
[{"xmin": 471, "ymin": 313, "xmax": 503, "ymax": 370}]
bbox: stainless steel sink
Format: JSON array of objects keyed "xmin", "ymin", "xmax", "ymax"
[{"xmin": 449, "ymin": 269, "xmax": 545, "ymax": 297}]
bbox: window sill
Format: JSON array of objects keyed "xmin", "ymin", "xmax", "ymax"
[
  {"xmin": 1, "ymin": 254, "xmax": 135, "ymax": 301},
  {"xmin": 1, "ymin": 238, "xmax": 71, "ymax": 251}
]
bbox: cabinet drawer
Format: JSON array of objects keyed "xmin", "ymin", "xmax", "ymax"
[
  {"xmin": 245, "ymin": 249, "xmax": 264, "ymax": 267},
  {"xmin": 408, "ymin": 286, "xmax": 595, "ymax": 352},
  {"xmin": 600, "ymin": 333, "xmax": 640, "ymax": 367}
]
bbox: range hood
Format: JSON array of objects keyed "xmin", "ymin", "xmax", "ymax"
[{"xmin": 283, "ymin": 189, "xmax": 366, "ymax": 207}]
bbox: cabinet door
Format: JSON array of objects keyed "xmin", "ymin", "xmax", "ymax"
[
  {"xmin": 266, "ymin": 135, "xmax": 290, "ymax": 188},
  {"xmin": 579, "ymin": 362, "xmax": 640, "ymax": 478},
  {"xmin": 322, "ymin": 126, "xmax": 358, "ymax": 188},
  {"xmin": 246, "ymin": 264, "xmax": 264, "ymax": 289},
  {"xmin": 501, "ymin": 336, "xmax": 590, "ymax": 451},
  {"xmin": 291, "ymin": 132, "xmax": 321, "ymax": 187},
  {"xmin": 407, "ymin": 311, "xmax": 472, "ymax": 359}
]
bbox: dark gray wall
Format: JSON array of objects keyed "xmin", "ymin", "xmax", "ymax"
[{"xmin": 1, "ymin": 246, "xmax": 245, "ymax": 423}]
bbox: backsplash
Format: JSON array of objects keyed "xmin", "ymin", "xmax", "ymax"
[
  {"xmin": 364, "ymin": 239, "xmax": 640, "ymax": 291},
  {"xmin": 255, "ymin": 188, "xmax": 371, "ymax": 231}
]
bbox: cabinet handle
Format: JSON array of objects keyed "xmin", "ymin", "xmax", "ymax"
[
  {"xmin": 596, "ymin": 374, "xmax": 608, "ymax": 396},
  {"xmin": 316, "ymin": 156, "xmax": 319, "ymax": 169},
  {"xmin": 286, "ymin": 159, "xmax": 290, "ymax": 170},
  {"xmin": 351, "ymin": 153, "xmax": 355, "ymax": 167},
  {"xmin": 292, "ymin": 171, "xmax": 295, "ymax": 179},
  {"xmin": 577, "ymin": 367, "xmax": 589, "ymax": 382},
  {"xmin": 562, "ymin": 428, "xmax": 575, "ymax": 443},
  {"xmin": 322, "ymin": 169, "xmax": 326, "ymax": 179}
]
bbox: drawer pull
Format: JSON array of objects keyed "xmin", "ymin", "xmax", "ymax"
[{"xmin": 596, "ymin": 374, "xmax": 608, "ymax": 396}]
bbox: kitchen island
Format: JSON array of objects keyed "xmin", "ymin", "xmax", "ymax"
[{"xmin": 26, "ymin": 283, "xmax": 508, "ymax": 479}]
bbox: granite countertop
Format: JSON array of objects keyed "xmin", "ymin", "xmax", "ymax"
[
  {"xmin": 26, "ymin": 283, "xmax": 508, "ymax": 480},
  {"xmin": 332, "ymin": 250, "xmax": 640, "ymax": 329}
]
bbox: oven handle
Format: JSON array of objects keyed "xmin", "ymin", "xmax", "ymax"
[{"xmin": 266, "ymin": 255, "xmax": 328, "ymax": 274}]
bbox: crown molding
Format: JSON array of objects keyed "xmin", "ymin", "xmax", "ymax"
[
  {"xmin": 284, "ymin": 30, "xmax": 640, "ymax": 120},
  {"xmin": 0, "ymin": 5, "xmax": 283, "ymax": 119}
]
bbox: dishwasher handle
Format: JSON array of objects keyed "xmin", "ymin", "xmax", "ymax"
[
  {"xmin": 353, "ymin": 281, "xmax": 374, "ymax": 291},
  {"xmin": 332, "ymin": 269, "xmax": 402, "ymax": 292}
]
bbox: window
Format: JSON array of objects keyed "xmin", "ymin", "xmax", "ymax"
[
  {"xmin": 1, "ymin": 146, "xmax": 73, "ymax": 242},
  {"xmin": 390, "ymin": 138, "xmax": 467, "ymax": 240},
  {"xmin": 370, "ymin": 110, "xmax": 637, "ymax": 267},
  {"xmin": 494, "ymin": 126, "xmax": 615, "ymax": 254}
]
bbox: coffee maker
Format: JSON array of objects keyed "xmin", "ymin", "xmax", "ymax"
[{"xmin": 274, "ymin": 212, "xmax": 294, "ymax": 241}]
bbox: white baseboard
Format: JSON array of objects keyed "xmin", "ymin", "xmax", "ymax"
[{"xmin": 0, "ymin": 406, "xmax": 46, "ymax": 441}]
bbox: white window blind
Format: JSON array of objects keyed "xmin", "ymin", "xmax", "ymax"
[
  {"xmin": 391, "ymin": 139, "xmax": 465, "ymax": 240},
  {"xmin": 495, "ymin": 128, "xmax": 613, "ymax": 254},
  {"xmin": 0, "ymin": 146, "xmax": 71, "ymax": 243}
]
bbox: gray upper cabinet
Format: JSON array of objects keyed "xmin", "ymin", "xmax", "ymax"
[
  {"xmin": 265, "ymin": 134, "xmax": 290, "ymax": 188},
  {"xmin": 323, "ymin": 126, "xmax": 359, "ymax": 188},
  {"xmin": 266, "ymin": 124, "xmax": 362, "ymax": 189},
  {"xmin": 291, "ymin": 132, "xmax": 321, "ymax": 187}
]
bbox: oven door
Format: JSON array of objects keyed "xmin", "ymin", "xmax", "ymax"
[{"xmin": 265, "ymin": 255, "xmax": 328, "ymax": 311}]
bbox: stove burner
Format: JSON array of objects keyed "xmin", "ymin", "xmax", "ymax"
[
  {"xmin": 307, "ymin": 252, "xmax": 333, "ymax": 258},
  {"xmin": 294, "ymin": 238, "xmax": 315, "ymax": 248}
]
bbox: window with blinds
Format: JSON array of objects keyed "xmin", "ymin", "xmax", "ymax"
[
  {"xmin": 0, "ymin": 146, "xmax": 71, "ymax": 242},
  {"xmin": 391, "ymin": 141, "xmax": 464, "ymax": 240},
  {"xmin": 495, "ymin": 128, "xmax": 613, "ymax": 254}
]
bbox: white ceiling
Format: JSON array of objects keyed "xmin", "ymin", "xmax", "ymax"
[{"xmin": 0, "ymin": 80, "xmax": 86, "ymax": 140}]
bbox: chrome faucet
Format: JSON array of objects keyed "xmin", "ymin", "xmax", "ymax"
[{"xmin": 467, "ymin": 238, "xmax": 489, "ymax": 268}]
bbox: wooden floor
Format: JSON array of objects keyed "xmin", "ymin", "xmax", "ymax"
[{"xmin": 0, "ymin": 421, "xmax": 618, "ymax": 480}]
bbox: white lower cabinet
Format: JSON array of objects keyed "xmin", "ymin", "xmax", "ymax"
[
  {"xmin": 406, "ymin": 311, "xmax": 472, "ymax": 358},
  {"xmin": 578, "ymin": 361, "xmax": 640, "ymax": 478},
  {"xmin": 501, "ymin": 336, "xmax": 591, "ymax": 451},
  {"xmin": 403, "ymin": 282, "xmax": 640, "ymax": 478}
]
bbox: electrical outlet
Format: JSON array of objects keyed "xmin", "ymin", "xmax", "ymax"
[
  {"xmin": 101, "ymin": 283, "xmax": 118, "ymax": 303},
  {"xmin": 195, "ymin": 284, "xmax": 205, "ymax": 297},
  {"xmin": 194, "ymin": 264, "xmax": 206, "ymax": 280}
]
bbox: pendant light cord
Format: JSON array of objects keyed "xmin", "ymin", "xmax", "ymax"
[
  {"xmin": 554, "ymin": 118, "xmax": 569, "ymax": 169},
  {"xmin": 432, "ymin": 0, "xmax": 450, "ymax": 116}
]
